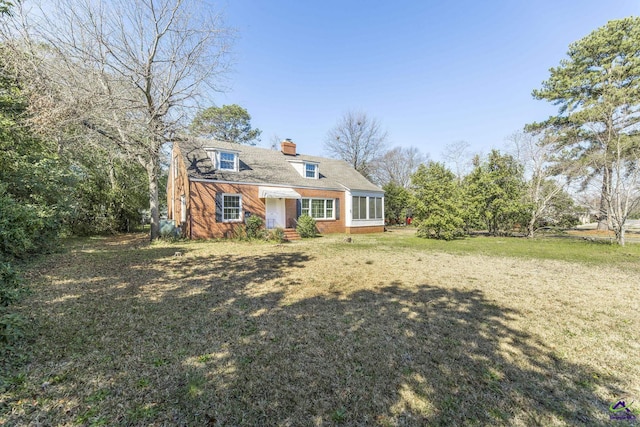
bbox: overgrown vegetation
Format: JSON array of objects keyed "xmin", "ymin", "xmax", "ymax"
[
  {"xmin": 0, "ymin": 57, "xmax": 70, "ymax": 352},
  {"xmin": 245, "ymin": 215, "xmax": 265, "ymax": 239}
]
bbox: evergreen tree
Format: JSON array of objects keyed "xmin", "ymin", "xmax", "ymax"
[
  {"xmin": 531, "ymin": 17, "xmax": 640, "ymax": 231},
  {"xmin": 464, "ymin": 150, "xmax": 528, "ymax": 235},
  {"xmin": 411, "ymin": 162, "xmax": 465, "ymax": 240}
]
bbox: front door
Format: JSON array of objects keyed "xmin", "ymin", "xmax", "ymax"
[{"xmin": 265, "ymin": 198, "xmax": 286, "ymax": 229}]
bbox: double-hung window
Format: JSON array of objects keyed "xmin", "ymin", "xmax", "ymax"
[
  {"xmin": 219, "ymin": 152, "xmax": 237, "ymax": 171},
  {"xmin": 222, "ymin": 194, "xmax": 242, "ymax": 222},
  {"xmin": 207, "ymin": 149, "xmax": 239, "ymax": 172},
  {"xmin": 304, "ymin": 162, "xmax": 318, "ymax": 179},
  {"xmin": 301, "ymin": 198, "xmax": 334, "ymax": 219}
]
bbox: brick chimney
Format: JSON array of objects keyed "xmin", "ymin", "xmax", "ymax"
[{"xmin": 281, "ymin": 139, "xmax": 296, "ymax": 156}]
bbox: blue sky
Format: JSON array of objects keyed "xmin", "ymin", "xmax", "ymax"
[{"xmin": 215, "ymin": 0, "xmax": 639, "ymax": 161}]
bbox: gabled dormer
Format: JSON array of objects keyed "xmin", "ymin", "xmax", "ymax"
[
  {"xmin": 206, "ymin": 148, "xmax": 240, "ymax": 172},
  {"xmin": 281, "ymin": 139, "xmax": 320, "ymax": 180}
]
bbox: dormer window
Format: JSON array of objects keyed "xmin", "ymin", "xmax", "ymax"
[
  {"xmin": 287, "ymin": 159, "xmax": 320, "ymax": 179},
  {"xmin": 208, "ymin": 149, "xmax": 240, "ymax": 172},
  {"xmin": 305, "ymin": 162, "xmax": 318, "ymax": 179},
  {"xmin": 220, "ymin": 152, "xmax": 236, "ymax": 170}
]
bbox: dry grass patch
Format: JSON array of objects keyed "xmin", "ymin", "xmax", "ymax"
[{"xmin": 1, "ymin": 231, "xmax": 639, "ymax": 426}]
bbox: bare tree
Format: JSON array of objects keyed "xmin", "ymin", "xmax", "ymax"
[
  {"xmin": 324, "ymin": 111, "xmax": 388, "ymax": 178},
  {"xmin": 1, "ymin": 0, "xmax": 233, "ymax": 239},
  {"xmin": 598, "ymin": 135, "xmax": 640, "ymax": 246},
  {"xmin": 508, "ymin": 130, "xmax": 577, "ymax": 237},
  {"xmin": 269, "ymin": 133, "xmax": 282, "ymax": 150},
  {"xmin": 370, "ymin": 146, "xmax": 427, "ymax": 188},
  {"xmin": 441, "ymin": 140, "xmax": 473, "ymax": 182}
]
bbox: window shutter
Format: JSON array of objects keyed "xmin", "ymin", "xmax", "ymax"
[
  {"xmin": 215, "ymin": 193, "xmax": 222, "ymax": 222},
  {"xmin": 296, "ymin": 199, "xmax": 301, "ymax": 218},
  {"xmin": 335, "ymin": 198, "xmax": 340, "ymax": 220}
]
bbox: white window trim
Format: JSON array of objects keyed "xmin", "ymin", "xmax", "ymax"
[
  {"xmin": 301, "ymin": 197, "xmax": 335, "ymax": 220},
  {"xmin": 222, "ymin": 193, "xmax": 243, "ymax": 222},
  {"xmin": 304, "ymin": 162, "xmax": 319, "ymax": 179},
  {"xmin": 207, "ymin": 149, "xmax": 240, "ymax": 172},
  {"xmin": 218, "ymin": 151, "xmax": 238, "ymax": 171}
]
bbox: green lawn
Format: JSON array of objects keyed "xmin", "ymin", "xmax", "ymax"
[
  {"xmin": 371, "ymin": 228, "xmax": 640, "ymax": 269},
  {"xmin": 1, "ymin": 230, "xmax": 639, "ymax": 426}
]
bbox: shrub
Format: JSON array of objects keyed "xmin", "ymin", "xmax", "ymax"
[
  {"xmin": 0, "ymin": 263, "xmax": 24, "ymax": 308},
  {"xmin": 0, "ymin": 187, "xmax": 61, "ymax": 260},
  {"xmin": 245, "ymin": 216, "xmax": 265, "ymax": 239},
  {"xmin": 0, "ymin": 312, "xmax": 25, "ymax": 345},
  {"xmin": 416, "ymin": 217, "xmax": 464, "ymax": 241},
  {"xmin": 296, "ymin": 214, "xmax": 317, "ymax": 238},
  {"xmin": 265, "ymin": 228, "xmax": 286, "ymax": 243}
]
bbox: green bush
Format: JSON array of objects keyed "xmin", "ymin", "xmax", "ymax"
[
  {"xmin": 0, "ymin": 312, "xmax": 26, "ymax": 345},
  {"xmin": 296, "ymin": 214, "xmax": 317, "ymax": 238},
  {"xmin": 245, "ymin": 216, "xmax": 265, "ymax": 239},
  {"xmin": 416, "ymin": 216, "xmax": 464, "ymax": 241},
  {"xmin": 0, "ymin": 263, "xmax": 24, "ymax": 308},
  {"xmin": 0, "ymin": 187, "xmax": 61, "ymax": 260}
]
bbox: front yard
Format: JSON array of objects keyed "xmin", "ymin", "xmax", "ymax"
[{"xmin": 1, "ymin": 230, "xmax": 639, "ymax": 426}]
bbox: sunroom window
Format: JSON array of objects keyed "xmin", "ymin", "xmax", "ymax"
[{"xmin": 353, "ymin": 196, "xmax": 383, "ymax": 220}]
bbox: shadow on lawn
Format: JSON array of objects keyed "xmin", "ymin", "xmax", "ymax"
[{"xmin": 4, "ymin": 243, "xmax": 626, "ymax": 426}]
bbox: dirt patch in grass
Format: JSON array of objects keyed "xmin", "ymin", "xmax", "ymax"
[{"xmin": 1, "ymin": 232, "xmax": 639, "ymax": 426}]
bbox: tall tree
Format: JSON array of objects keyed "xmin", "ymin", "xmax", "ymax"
[
  {"xmin": 508, "ymin": 130, "xmax": 579, "ymax": 237},
  {"xmin": 464, "ymin": 150, "xmax": 528, "ymax": 236},
  {"xmin": 531, "ymin": 17, "xmax": 640, "ymax": 231},
  {"xmin": 370, "ymin": 146, "xmax": 427, "ymax": 188},
  {"xmin": 190, "ymin": 104, "xmax": 261, "ymax": 144},
  {"xmin": 324, "ymin": 111, "xmax": 388, "ymax": 178},
  {"xmin": 382, "ymin": 182, "xmax": 411, "ymax": 225},
  {"xmin": 597, "ymin": 133, "xmax": 640, "ymax": 246},
  {"xmin": 1, "ymin": 0, "xmax": 233, "ymax": 239}
]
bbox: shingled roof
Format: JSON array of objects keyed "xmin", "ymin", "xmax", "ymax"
[{"xmin": 175, "ymin": 138, "xmax": 383, "ymax": 193}]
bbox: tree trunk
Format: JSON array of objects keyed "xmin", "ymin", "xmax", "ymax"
[
  {"xmin": 146, "ymin": 160, "xmax": 160, "ymax": 240},
  {"xmin": 527, "ymin": 212, "xmax": 536, "ymax": 238},
  {"xmin": 597, "ymin": 167, "xmax": 610, "ymax": 230},
  {"xmin": 614, "ymin": 225, "xmax": 625, "ymax": 246}
]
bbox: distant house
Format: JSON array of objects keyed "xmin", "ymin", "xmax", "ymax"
[{"xmin": 167, "ymin": 138, "xmax": 384, "ymax": 239}]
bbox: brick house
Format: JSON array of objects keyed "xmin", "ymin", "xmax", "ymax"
[{"xmin": 167, "ymin": 138, "xmax": 385, "ymax": 239}]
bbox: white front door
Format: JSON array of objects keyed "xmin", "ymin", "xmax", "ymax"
[{"xmin": 265, "ymin": 198, "xmax": 286, "ymax": 229}]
